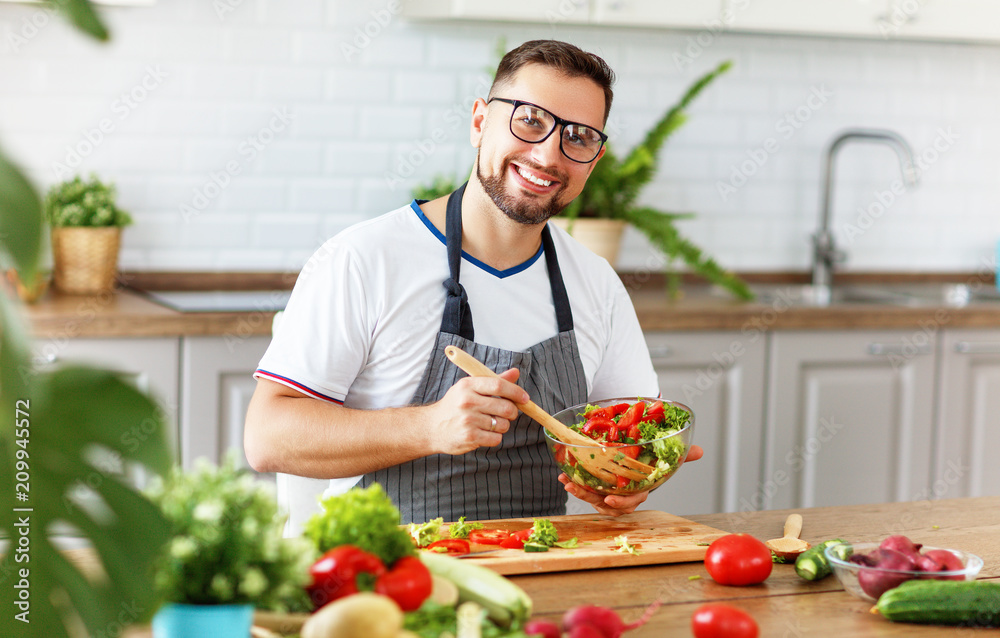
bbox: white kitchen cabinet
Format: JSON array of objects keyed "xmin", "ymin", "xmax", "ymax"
[
  {"xmin": 591, "ymin": 0, "xmax": 723, "ymax": 28},
  {"xmin": 179, "ymin": 335, "xmax": 272, "ymax": 478},
  {"xmin": 881, "ymin": 0, "xmax": 1000, "ymax": 43},
  {"xmin": 638, "ymin": 331, "xmax": 767, "ymax": 517},
  {"xmin": 30, "ymin": 337, "xmax": 181, "ymax": 454},
  {"xmin": 729, "ymin": 0, "xmax": 887, "ymax": 38},
  {"xmin": 763, "ymin": 330, "xmax": 936, "ymax": 511},
  {"xmin": 29, "ymin": 337, "xmax": 180, "ymax": 532},
  {"xmin": 933, "ymin": 329, "xmax": 1000, "ymax": 499},
  {"xmin": 402, "ymin": 0, "xmax": 591, "ymax": 24}
]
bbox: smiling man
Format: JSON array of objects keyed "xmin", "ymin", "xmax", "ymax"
[{"xmin": 245, "ymin": 40, "xmax": 702, "ymax": 525}]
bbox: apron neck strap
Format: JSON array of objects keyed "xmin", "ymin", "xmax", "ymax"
[
  {"xmin": 439, "ymin": 181, "xmax": 575, "ymax": 339},
  {"xmin": 441, "ymin": 182, "xmax": 475, "ymax": 340}
]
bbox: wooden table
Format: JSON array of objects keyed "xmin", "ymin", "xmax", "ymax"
[
  {"xmin": 95, "ymin": 496, "xmax": 998, "ymax": 636},
  {"xmin": 510, "ymin": 496, "xmax": 1000, "ymax": 636}
]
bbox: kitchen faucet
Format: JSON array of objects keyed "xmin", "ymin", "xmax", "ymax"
[{"xmin": 813, "ymin": 129, "xmax": 920, "ymax": 292}]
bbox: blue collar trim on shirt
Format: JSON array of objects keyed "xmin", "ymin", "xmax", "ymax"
[{"xmin": 410, "ymin": 199, "xmax": 544, "ymax": 279}]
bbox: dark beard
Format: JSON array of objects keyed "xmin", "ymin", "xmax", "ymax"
[{"xmin": 476, "ymin": 155, "xmax": 569, "ymax": 225}]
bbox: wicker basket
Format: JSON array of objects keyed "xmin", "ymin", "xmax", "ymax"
[{"xmin": 51, "ymin": 226, "xmax": 121, "ymax": 294}]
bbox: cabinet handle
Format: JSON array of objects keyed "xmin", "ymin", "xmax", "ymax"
[
  {"xmin": 867, "ymin": 343, "xmax": 932, "ymax": 356},
  {"xmin": 954, "ymin": 341, "xmax": 1000, "ymax": 355},
  {"xmin": 647, "ymin": 345, "xmax": 673, "ymax": 360}
]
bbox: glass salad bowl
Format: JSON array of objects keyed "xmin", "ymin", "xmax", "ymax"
[
  {"xmin": 825, "ymin": 541, "xmax": 984, "ymax": 602},
  {"xmin": 545, "ymin": 397, "xmax": 694, "ymax": 496}
]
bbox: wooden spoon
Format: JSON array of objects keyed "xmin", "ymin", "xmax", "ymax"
[
  {"xmin": 443, "ymin": 345, "xmax": 654, "ymax": 482},
  {"xmin": 765, "ymin": 513, "xmax": 810, "ymax": 561}
]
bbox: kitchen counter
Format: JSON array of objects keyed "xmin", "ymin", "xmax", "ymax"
[
  {"xmin": 85, "ymin": 496, "xmax": 998, "ymax": 637},
  {"xmin": 513, "ymin": 496, "xmax": 1000, "ymax": 636},
  {"xmin": 17, "ymin": 272, "xmax": 1000, "ymax": 338}
]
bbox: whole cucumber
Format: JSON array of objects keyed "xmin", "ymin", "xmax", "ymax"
[
  {"xmin": 794, "ymin": 538, "xmax": 847, "ymax": 581},
  {"xmin": 876, "ymin": 580, "xmax": 1000, "ymax": 626}
]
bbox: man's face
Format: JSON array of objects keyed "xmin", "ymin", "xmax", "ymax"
[{"xmin": 471, "ymin": 63, "xmax": 606, "ymax": 225}]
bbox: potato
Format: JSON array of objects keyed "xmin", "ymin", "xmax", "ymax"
[{"xmin": 301, "ymin": 592, "xmax": 403, "ymax": 638}]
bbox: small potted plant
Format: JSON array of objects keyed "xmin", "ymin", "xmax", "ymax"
[
  {"xmin": 145, "ymin": 455, "xmax": 314, "ymax": 638},
  {"xmin": 44, "ymin": 173, "xmax": 132, "ymax": 294}
]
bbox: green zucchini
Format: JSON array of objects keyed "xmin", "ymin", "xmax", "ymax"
[
  {"xmin": 875, "ymin": 580, "xmax": 1000, "ymax": 626},
  {"xmin": 794, "ymin": 538, "xmax": 847, "ymax": 581},
  {"xmin": 523, "ymin": 542, "xmax": 550, "ymax": 553}
]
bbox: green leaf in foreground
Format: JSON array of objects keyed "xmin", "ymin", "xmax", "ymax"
[
  {"xmin": 0, "ymin": 362, "xmax": 174, "ymax": 637},
  {"xmin": 0, "ymin": 147, "xmax": 43, "ymax": 284}
]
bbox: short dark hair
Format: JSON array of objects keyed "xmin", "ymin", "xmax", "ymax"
[{"xmin": 488, "ymin": 40, "xmax": 615, "ymax": 125}]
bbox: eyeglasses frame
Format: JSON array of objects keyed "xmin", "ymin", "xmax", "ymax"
[{"xmin": 487, "ymin": 97, "xmax": 608, "ymax": 164}]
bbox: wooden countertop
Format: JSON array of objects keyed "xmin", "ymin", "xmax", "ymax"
[
  {"xmin": 512, "ymin": 496, "xmax": 1000, "ymax": 636},
  {"xmin": 15, "ymin": 273, "xmax": 1000, "ymax": 338},
  {"xmin": 85, "ymin": 496, "xmax": 999, "ymax": 637}
]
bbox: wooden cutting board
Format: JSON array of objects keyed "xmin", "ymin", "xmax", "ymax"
[{"xmin": 441, "ymin": 510, "xmax": 729, "ymax": 575}]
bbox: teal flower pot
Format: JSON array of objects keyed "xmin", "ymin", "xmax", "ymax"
[{"xmin": 152, "ymin": 603, "xmax": 253, "ymax": 638}]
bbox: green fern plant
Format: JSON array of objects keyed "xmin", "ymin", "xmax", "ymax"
[{"xmin": 562, "ymin": 60, "xmax": 753, "ymax": 300}]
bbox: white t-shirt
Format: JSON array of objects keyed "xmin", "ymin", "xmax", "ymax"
[{"xmin": 255, "ymin": 201, "xmax": 659, "ymax": 409}]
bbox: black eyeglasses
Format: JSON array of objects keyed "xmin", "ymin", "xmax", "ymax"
[{"xmin": 487, "ymin": 97, "xmax": 608, "ymax": 164}]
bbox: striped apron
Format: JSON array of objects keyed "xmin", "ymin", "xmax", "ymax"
[{"xmin": 360, "ymin": 183, "xmax": 589, "ymax": 524}]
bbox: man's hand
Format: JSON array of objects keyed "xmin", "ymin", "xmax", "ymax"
[
  {"xmin": 420, "ymin": 368, "xmax": 527, "ymax": 456},
  {"xmin": 559, "ymin": 444, "xmax": 705, "ymax": 516}
]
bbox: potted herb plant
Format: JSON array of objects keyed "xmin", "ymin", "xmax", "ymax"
[
  {"xmin": 44, "ymin": 173, "xmax": 132, "ymax": 294},
  {"xmin": 412, "ymin": 60, "xmax": 751, "ymax": 300},
  {"xmin": 557, "ymin": 60, "xmax": 752, "ymax": 300},
  {"xmin": 145, "ymin": 455, "xmax": 315, "ymax": 638}
]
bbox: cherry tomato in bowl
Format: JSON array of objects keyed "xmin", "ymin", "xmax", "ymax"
[
  {"xmin": 704, "ymin": 534, "xmax": 773, "ymax": 586},
  {"xmin": 691, "ymin": 603, "xmax": 759, "ymax": 638}
]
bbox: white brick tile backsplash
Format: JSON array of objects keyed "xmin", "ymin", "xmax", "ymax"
[
  {"xmin": 392, "ymin": 70, "xmax": 458, "ymax": 104},
  {"xmin": 224, "ymin": 28, "xmax": 293, "ymax": 63},
  {"xmin": 186, "ymin": 64, "xmax": 259, "ymax": 99},
  {"xmin": 255, "ymin": 66, "xmax": 325, "ymax": 102},
  {"xmin": 289, "ymin": 178, "xmax": 354, "ymax": 211},
  {"xmin": 1, "ymin": 0, "xmax": 997, "ymax": 273},
  {"xmin": 325, "ymin": 141, "xmax": 391, "ymax": 176},
  {"xmin": 254, "ymin": 140, "xmax": 325, "ymax": 176},
  {"xmin": 326, "ymin": 67, "xmax": 392, "ymax": 103}
]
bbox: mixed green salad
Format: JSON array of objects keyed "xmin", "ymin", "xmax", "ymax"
[{"xmin": 555, "ymin": 399, "xmax": 691, "ymax": 494}]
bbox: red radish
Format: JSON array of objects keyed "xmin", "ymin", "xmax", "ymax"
[
  {"xmin": 524, "ymin": 618, "xmax": 561, "ymax": 638},
  {"xmin": 922, "ymin": 549, "xmax": 965, "ymax": 580},
  {"xmin": 569, "ymin": 625, "xmax": 605, "ymax": 638},
  {"xmin": 858, "ymin": 548, "xmax": 917, "ymax": 599},
  {"xmin": 563, "ymin": 606, "xmax": 624, "ymax": 638},
  {"xmin": 879, "ymin": 535, "xmax": 923, "ymax": 559},
  {"xmin": 561, "ymin": 599, "xmax": 662, "ymax": 638}
]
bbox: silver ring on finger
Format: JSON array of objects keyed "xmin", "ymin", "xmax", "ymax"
[{"xmin": 490, "ymin": 416, "xmax": 498, "ymax": 432}]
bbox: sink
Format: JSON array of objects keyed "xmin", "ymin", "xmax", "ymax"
[
  {"xmin": 751, "ymin": 283, "xmax": 1000, "ymax": 308},
  {"xmin": 751, "ymin": 285, "xmax": 925, "ymax": 308},
  {"xmin": 141, "ymin": 289, "xmax": 292, "ymax": 313}
]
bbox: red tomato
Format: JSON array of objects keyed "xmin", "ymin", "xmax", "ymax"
[
  {"xmin": 616, "ymin": 402, "xmax": 645, "ymax": 431},
  {"xmin": 468, "ymin": 529, "xmax": 511, "ymax": 545},
  {"xmin": 616, "ymin": 475, "xmax": 631, "ymax": 489},
  {"xmin": 584, "ymin": 403, "xmax": 630, "ymax": 420},
  {"xmin": 500, "ymin": 528, "xmax": 532, "ymax": 549},
  {"xmin": 374, "ymin": 556, "xmax": 432, "ymax": 611},
  {"xmin": 704, "ymin": 534, "xmax": 773, "ymax": 586},
  {"xmin": 307, "ymin": 545, "xmax": 386, "ymax": 609},
  {"xmin": 643, "ymin": 400, "xmax": 665, "ymax": 424},
  {"xmin": 425, "ymin": 539, "xmax": 471, "ymax": 556},
  {"xmin": 690, "ymin": 603, "xmax": 759, "ymax": 638},
  {"xmin": 582, "ymin": 417, "xmax": 619, "ymax": 442}
]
